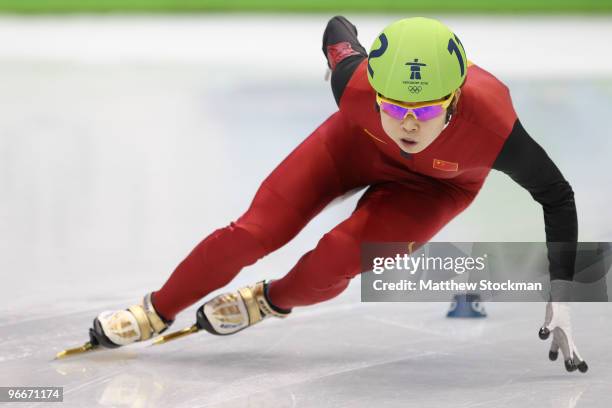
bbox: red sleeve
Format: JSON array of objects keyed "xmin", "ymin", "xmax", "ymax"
[{"xmin": 459, "ymin": 64, "xmax": 518, "ymax": 141}]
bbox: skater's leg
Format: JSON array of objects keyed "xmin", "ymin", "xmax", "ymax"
[
  {"xmin": 152, "ymin": 111, "xmax": 367, "ymax": 320},
  {"xmin": 268, "ymin": 180, "xmax": 476, "ymax": 309}
]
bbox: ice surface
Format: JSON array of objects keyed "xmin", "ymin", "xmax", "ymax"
[
  {"xmin": 2, "ymin": 293, "xmax": 612, "ymax": 407},
  {"xmin": 0, "ymin": 15, "xmax": 611, "ymax": 408}
]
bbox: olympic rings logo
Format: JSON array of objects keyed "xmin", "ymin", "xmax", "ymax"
[{"xmin": 407, "ymin": 85, "xmax": 422, "ymax": 94}]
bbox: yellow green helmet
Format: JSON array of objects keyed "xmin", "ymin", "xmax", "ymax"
[{"xmin": 367, "ymin": 17, "xmax": 467, "ymax": 103}]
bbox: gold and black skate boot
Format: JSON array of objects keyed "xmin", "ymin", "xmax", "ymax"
[
  {"xmin": 149, "ymin": 280, "xmax": 292, "ymax": 346},
  {"xmin": 89, "ymin": 292, "xmax": 174, "ymax": 348},
  {"xmin": 197, "ymin": 280, "xmax": 291, "ymax": 336}
]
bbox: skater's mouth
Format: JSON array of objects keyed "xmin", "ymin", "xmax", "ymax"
[{"xmin": 400, "ymin": 138, "xmax": 418, "ymax": 147}]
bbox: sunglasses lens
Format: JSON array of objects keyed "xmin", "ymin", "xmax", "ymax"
[
  {"xmin": 412, "ymin": 105, "xmax": 445, "ymax": 121},
  {"xmin": 380, "ymin": 102, "xmax": 409, "ymax": 120},
  {"xmin": 380, "ymin": 99, "xmax": 447, "ymax": 122}
]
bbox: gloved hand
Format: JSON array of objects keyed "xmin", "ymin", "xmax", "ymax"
[{"xmin": 538, "ymin": 301, "xmax": 588, "ymax": 373}]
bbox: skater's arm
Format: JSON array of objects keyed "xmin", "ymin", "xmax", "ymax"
[
  {"xmin": 492, "ymin": 119, "xmax": 577, "ymax": 281},
  {"xmin": 322, "ymin": 16, "xmax": 367, "ymax": 106}
]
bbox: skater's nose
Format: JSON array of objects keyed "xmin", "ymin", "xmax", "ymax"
[{"xmin": 401, "ymin": 115, "xmax": 419, "ymax": 133}]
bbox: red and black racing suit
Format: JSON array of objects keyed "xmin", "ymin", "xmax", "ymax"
[{"xmin": 152, "ymin": 17, "xmax": 577, "ymax": 319}]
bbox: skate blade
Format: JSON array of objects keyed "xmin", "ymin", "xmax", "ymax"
[
  {"xmin": 151, "ymin": 324, "xmax": 199, "ymax": 346},
  {"xmin": 55, "ymin": 341, "xmax": 97, "ymax": 359}
]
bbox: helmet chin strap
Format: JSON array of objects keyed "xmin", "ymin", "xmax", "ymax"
[
  {"xmin": 442, "ymin": 119, "xmax": 451, "ymax": 131},
  {"xmin": 443, "ymin": 94, "xmax": 458, "ymax": 127},
  {"xmin": 443, "ymin": 110, "xmax": 453, "ymax": 129}
]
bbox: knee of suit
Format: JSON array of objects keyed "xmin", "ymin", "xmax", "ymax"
[
  {"xmin": 192, "ymin": 223, "xmax": 268, "ymax": 278},
  {"xmin": 235, "ymin": 202, "xmax": 310, "ymax": 253},
  {"xmin": 233, "ymin": 219, "xmax": 300, "ymax": 255}
]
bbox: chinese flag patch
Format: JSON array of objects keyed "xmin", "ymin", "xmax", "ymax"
[{"xmin": 433, "ymin": 159, "xmax": 459, "ymax": 172}]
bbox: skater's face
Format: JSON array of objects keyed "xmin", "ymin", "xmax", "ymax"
[{"xmin": 378, "ymin": 89, "xmax": 461, "ymax": 154}]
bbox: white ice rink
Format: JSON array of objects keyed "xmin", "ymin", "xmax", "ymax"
[{"xmin": 1, "ymin": 15, "xmax": 611, "ymax": 407}]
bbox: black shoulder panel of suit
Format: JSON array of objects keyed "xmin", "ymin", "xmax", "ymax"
[
  {"xmin": 321, "ymin": 16, "xmax": 367, "ymax": 106},
  {"xmin": 493, "ymin": 119, "xmax": 578, "ymax": 281}
]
